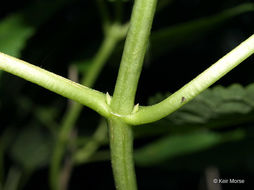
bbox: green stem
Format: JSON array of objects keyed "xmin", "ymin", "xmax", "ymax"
[
  {"xmin": 50, "ymin": 103, "xmax": 81, "ymax": 190},
  {"xmin": 111, "ymin": 0, "xmax": 158, "ymax": 114},
  {"xmin": 108, "ymin": 118, "xmax": 136, "ymax": 190},
  {"xmin": 109, "ymin": 0, "xmax": 157, "ymax": 189},
  {"xmin": 49, "ymin": 23, "xmax": 128, "ymax": 190},
  {"xmin": 124, "ymin": 34, "xmax": 254, "ymax": 125},
  {"xmin": 81, "ymin": 23, "xmax": 128, "ymax": 86},
  {"xmin": 0, "ymin": 52, "xmax": 109, "ymax": 118}
]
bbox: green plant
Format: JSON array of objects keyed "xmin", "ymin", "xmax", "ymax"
[{"xmin": 0, "ymin": 0, "xmax": 254, "ymax": 190}]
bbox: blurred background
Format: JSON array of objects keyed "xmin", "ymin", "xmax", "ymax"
[{"xmin": 0, "ymin": 0, "xmax": 254, "ymax": 189}]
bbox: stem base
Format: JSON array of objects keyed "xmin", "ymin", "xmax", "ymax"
[{"xmin": 108, "ymin": 119, "xmax": 137, "ymax": 190}]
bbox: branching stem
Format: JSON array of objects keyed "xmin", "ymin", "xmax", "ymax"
[
  {"xmin": 0, "ymin": 52, "xmax": 109, "ymax": 117},
  {"xmin": 108, "ymin": 0, "xmax": 158, "ymax": 190},
  {"xmin": 124, "ymin": 34, "xmax": 254, "ymax": 125},
  {"xmin": 49, "ymin": 23, "xmax": 128, "ymax": 190}
]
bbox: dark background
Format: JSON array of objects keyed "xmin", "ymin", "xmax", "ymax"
[{"xmin": 1, "ymin": 0, "xmax": 254, "ymax": 189}]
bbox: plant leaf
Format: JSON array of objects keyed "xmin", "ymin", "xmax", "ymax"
[
  {"xmin": 3, "ymin": 167, "xmax": 21, "ymax": 190},
  {"xmin": 0, "ymin": 0, "xmax": 71, "ymax": 78},
  {"xmin": 135, "ymin": 130, "xmax": 244, "ymax": 166},
  {"xmin": 72, "ymin": 59, "xmax": 93, "ymax": 75},
  {"xmin": 134, "ymin": 84, "xmax": 252, "ymax": 167},
  {"xmin": 0, "ymin": 14, "xmax": 34, "ymax": 57},
  {"xmin": 134, "ymin": 83, "xmax": 254, "ymax": 138},
  {"xmin": 9, "ymin": 126, "xmax": 52, "ymax": 171}
]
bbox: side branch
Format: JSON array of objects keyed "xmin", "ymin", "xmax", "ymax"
[
  {"xmin": 0, "ymin": 52, "xmax": 110, "ymax": 118},
  {"xmin": 125, "ymin": 34, "xmax": 254, "ymax": 125}
]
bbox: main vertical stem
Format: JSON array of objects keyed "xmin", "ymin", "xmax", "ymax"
[
  {"xmin": 108, "ymin": 119, "xmax": 136, "ymax": 190},
  {"xmin": 110, "ymin": 0, "xmax": 158, "ymax": 114},
  {"xmin": 109, "ymin": 0, "xmax": 157, "ymax": 189}
]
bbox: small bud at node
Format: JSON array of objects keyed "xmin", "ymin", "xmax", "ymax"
[
  {"xmin": 132, "ymin": 103, "xmax": 139, "ymax": 113},
  {"xmin": 106, "ymin": 92, "xmax": 111, "ymax": 105}
]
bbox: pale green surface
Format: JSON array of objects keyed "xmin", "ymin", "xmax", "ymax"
[
  {"xmin": 0, "ymin": 1, "xmax": 253, "ymax": 190},
  {"xmin": 124, "ymin": 34, "xmax": 254, "ymax": 125},
  {"xmin": 109, "ymin": 119, "xmax": 137, "ymax": 190},
  {"xmin": 111, "ymin": 0, "xmax": 158, "ymax": 114},
  {"xmin": 49, "ymin": 23, "xmax": 128, "ymax": 190},
  {"xmin": 0, "ymin": 52, "xmax": 110, "ymax": 118},
  {"xmin": 108, "ymin": 0, "xmax": 158, "ymax": 189},
  {"xmin": 133, "ymin": 83, "xmax": 254, "ymax": 139}
]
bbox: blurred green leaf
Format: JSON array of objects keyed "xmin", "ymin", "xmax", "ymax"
[
  {"xmin": 0, "ymin": 0, "xmax": 71, "ymax": 77},
  {"xmin": 134, "ymin": 83, "xmax": 254, "ymax": 138},
  {"xmin": 9, "ymin": 127, "xmax": 52, "ymax": 171},
  {"xmin": 72, "ymin": 59, "xmax": 93, "ymax": 75},
  {"xmin": 135, "ymin": 130, "xmax": 244, "ymax": 166},
  {"xmin": 151, "ymin": 3, "xmax": 254, "ymax": 57},
  {"xmin": 16, "ymin": 96, "xmax": 35, "ymax": 119},
  {"xmin": 16, "ymin": 96, "xmax": 60, "ymax": 134},
  {"xmin": 0, "ymin": 0, "xmax": 71, "ymax": 56},
  {"xmin": 0, "ymin": 14, "xmax": 34, "ymax": 57},
  {"xmin": 245, "ymin": 83, "xmax": 254, "ymax": 106},
  {"xmin": 3, "ymin": 167, "xmax": 21, "ymax": 190},
  {"xmin": 134, "ymin": 85, "xmax": 252, "ymax": 167},
  {"xmin": 35, "ymin": 106, "xmax": 59, "ymax": 131}
]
